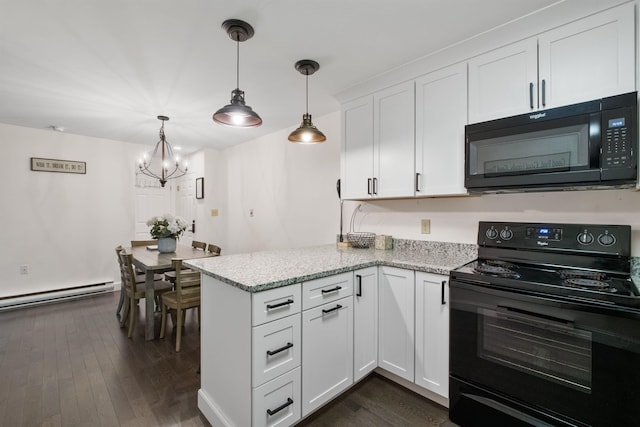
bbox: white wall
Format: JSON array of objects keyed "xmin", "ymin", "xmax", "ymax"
[
  {"xmin": 0, "ymin": 123, "xmax": 141, "ymax": 298},
  {"xmin": 218, "ymin": 112, "xmax": 342, "ymax": 254}
]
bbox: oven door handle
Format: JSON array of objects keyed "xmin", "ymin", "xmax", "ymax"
[{"xmin": 496, "ymin": 305, "xmax": 575, "ymax": 331}]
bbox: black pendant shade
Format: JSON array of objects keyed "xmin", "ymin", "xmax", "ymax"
[{"xmin": 213, "ymin": 19, "xmax": 262, "ymax": 128}]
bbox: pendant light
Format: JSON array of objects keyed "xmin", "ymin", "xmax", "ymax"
[
  {"xmin": 138, "ymin": 116, "xmax": 188, "ymax": 187},
  {"xmin": 213, "ymin": 19, "xmax": 262, "ymax": 128},
  {"xmin": 288, "ymin": 59, "xmax": 326, "ymax": 144}
]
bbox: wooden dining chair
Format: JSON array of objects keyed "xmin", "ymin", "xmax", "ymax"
[
  {"xmin": 117, "ymin": 249, "xmax": 174, "ymax": 338},
  {"xmin": 164, "ymin": 240, "xmax": 207, "ymax": 283},
  {"xmin": 160, "ymin": 258, "xmax": 201, "ymax": 352},
  {"xmin": 206, "ymin": 243, "xmax": 222, "ymax": 255}
]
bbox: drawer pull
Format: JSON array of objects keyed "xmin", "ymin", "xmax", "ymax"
[
  {"xmin": 266, "ymin": 342, "xmax": 293, "ymax": 356},
  {"xmin": 322, "ymin": 304, "xmax": 342, "ymax": 315},
  {"xmin": 266, "ymin": 299, "xmax": 294, "ymax": 310},
  {"xmin": 267, "ymin": 397, "xmax": 294, "ymax": 416},
  {"xmin": 321, "ymin": 286, "xmax": 342, "ymax": 295}
]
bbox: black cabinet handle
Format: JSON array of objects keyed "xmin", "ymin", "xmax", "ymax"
[
  {"xmin": 373, "ymin": 177, "xmax": 378, "ymax": 195},
  {"xmin": 322, "ymin": 304, "xmax": 342, "ymax": 315},
  {"xmin": 541, "ymin": 79, "xmax": 546, "ymax": 107},
  {"xmin": 367, "ymin": 178, "xmax": 372, "ymax": 195},
  {"xmin": 529, "ymin": 82, "xmax": 534, "ymax": 109},
  {"xmin": 321, "ymin": 286, "xmax": 342, "ymax": 295},
  {"xmin": 266, "ymin": 299, "xmax": 294, "ymax": 310},
  {"xmin": 356, "ymin": 274, "xmax": 362, "ymax": 297},
  {"xmin": 266, "ymin": 342, "xmax": 293, "ymax": 356},
  {"xmin": 415, "ymin": 172, "xmax": 421, "ymax": 192},
  {"xmin": 441, "ymin": 280, "xmax": 447, "ymax": 305},
  {"xmin": 267, "ymin": 397, "xmax": 293, "ymax": 416}
]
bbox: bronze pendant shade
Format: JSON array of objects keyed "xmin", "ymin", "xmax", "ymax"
[
  {"xmin": 288, "ymin": 59, "xmax": 326, "ymax": 144},
  {"xmin": 213, "ymin": 19, "xmax": 262, "ymax": 128}
]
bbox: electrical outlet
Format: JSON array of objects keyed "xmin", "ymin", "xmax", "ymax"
[
  {"xmin": 210, "ymin": 209, "xmax": 219, "ymax": 217},
  {"xmin": 421, "ymin": 219, "xmax": 431, "ymax": 234},
  {"xmin": 20, "ymin": 264, "xmax": 29, "ymax": 275}
]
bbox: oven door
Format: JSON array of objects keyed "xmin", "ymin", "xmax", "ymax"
[{"xmin": 449, "ymin": 279, "xmax": 640, "ymax": 427}]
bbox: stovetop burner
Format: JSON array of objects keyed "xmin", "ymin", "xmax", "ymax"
[
  {"xmin": 474, "ymin": 263, "xmax": 520, "ymax": 279},
  {"xmin": 557, "ymin": 270, "xmax": 608, "ymax": 281},
  {"xmin": 564, "ymin": 278, "xmax": 616, "ymax": 292}
]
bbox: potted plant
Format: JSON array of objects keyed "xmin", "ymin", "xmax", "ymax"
[{"xmin": 146, "ymin": 214, "xmax": 189, "ymax": 253}]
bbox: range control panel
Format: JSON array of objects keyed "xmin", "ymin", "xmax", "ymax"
[{"xmin": 478, "ymin": 221, "xmax": 631, "ymax": 256}]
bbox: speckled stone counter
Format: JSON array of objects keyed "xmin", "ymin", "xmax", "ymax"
[{"xmin": 185, "ymin": 240, "xmax": 477, "ymax": 292}]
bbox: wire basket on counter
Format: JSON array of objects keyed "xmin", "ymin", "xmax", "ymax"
[{"xmin": 347, "ymin": 232, "xmax": 376, "ymax": 248}]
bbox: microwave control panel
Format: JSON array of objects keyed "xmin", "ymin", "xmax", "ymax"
[{"xmin": 602, "ymin": 107, "xmax": 633, "ymax": 169}]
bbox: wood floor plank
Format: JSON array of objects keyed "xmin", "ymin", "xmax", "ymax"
[{"xmin": 0, "ymin": 291, "xmax": 455, "ymax": 427}]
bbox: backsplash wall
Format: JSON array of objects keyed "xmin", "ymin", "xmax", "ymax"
[{"xmin": 345, "ymin": 189, "xmax": 640, "ymax": 255}]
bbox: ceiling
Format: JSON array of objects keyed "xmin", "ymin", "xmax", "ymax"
[{"xmin": 0, "ymin": 0, "xmax": 561, "ymax": 152}]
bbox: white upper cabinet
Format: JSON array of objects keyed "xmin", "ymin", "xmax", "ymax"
[
  {"xmin": 468, "ymin": 38, "xmax": 538, "ymax": 124},
  {"xmin": 469, "ymin": 2, "xmax": 635, "ymax": 124},
  {"xmin": 538, "ymin": 3, "xmax": 635, "ymax": 109},
  {"xmin": 374, "ymin": 81, "xmax": 416, "ymax": 198},
  {"xmin": 341, "ymin": 81, "xmax": 415, "ymax": 199},
  {"xmin": 415, "ymin": 63, "xmax": 468, "ymax": 196},
  {"xmin": 341, "ymin": 96, "xmax": 374, "ymax": 199}
]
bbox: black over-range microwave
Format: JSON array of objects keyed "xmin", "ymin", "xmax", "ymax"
[{"xmin": 465, "ymin": 91, "xmax": 637, "ymax": 192}]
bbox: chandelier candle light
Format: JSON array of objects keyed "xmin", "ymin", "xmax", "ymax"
[{"xmin": 138, "ymin": 115, "xmax": 188, "ymax": 187}]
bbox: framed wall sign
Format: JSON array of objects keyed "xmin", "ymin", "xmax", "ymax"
[
  {"xmin": 31, "ymin": 157, "xmax": 86, "ymax": 174},
  {"xmin": 196, "ymin": 177, "xmax": 204, "ymax": 199}
]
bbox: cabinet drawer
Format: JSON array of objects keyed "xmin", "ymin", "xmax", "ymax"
[
  {"xmin": 252, "ymin": 367, "xmax": 301, "ymax": 427},
  {"xmin": 252, "ymin": 284, "xmax": 301, "ymax": 326},
  {"xmin": 302, "ymin": 273, "xmax": 353, "ymax": 311},
  {"xmin": 252, "ymin": 313, "xmax": 301, "ymax": 387}
]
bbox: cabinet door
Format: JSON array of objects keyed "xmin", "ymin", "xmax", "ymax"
[
  {"xmin": 353, "ymin": 267, "xmax": 378, "ymax": 382},
  {"xmin": 538, "ymin": 2, "xmax": 635, "ymax": 110},
  {"xmin": 341, "ymin": 96, "xmax": 374, "ymax": 199},
  {"xmin": 302, "ymin": 296, "xmax": 353, "ymax": 417},
  {"xmin": 415, "ymin": 272, "xmax": 449, "ymax": 398},
  {"xmin": 415, "ymin": 63, "xmax": 468, "ymax": 197},
  {"xmin": 373, "ymin": 81, "xmax": 415, "ymax": 198},
  {"xmin": 468, "ymin": 38, "xmax": 538, "ymax": 123},
  {"xmin": 378, "ymin": 266, "xmax": 414, "ymax": 382}
]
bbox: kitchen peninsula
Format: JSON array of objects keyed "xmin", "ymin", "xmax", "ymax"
[{"xmin": 186, "ymin": 241, "xmax": 476, "ymax": 427}]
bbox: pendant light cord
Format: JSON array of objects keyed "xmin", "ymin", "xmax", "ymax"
[
  {"xmin": 305, "ymin": 70, "xmax": 309, "ymax": 114},
  {"xmin": 236, "ymin": 35, "xmax": 240, "ymax": 90}
]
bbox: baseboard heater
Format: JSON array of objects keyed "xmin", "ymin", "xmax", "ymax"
[{"xmin": 0, "ymin": 281, "xmax": 114, "ymax": 312}]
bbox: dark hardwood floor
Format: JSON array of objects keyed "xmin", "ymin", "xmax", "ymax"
[{"xmin": 0, "ymin": 291, "xmax": 453, "ymax": 427}]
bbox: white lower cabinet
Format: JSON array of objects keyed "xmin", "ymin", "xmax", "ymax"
[
  {"xmin": 353, "ymin": 267, "xmax": 378, "ymax": 382},
  {"xmin": 302, "ymin": 295, "xmax": 354, "ymax": 416},
  {"xmin": 253, "ymin": 367, "xmax": 301, "ymax": 427},
  {"xmin": 378, "ymin": 266, "xmax": 415, "ymax": 382},
  {"xmin": 415, "ymin": 272, "xmax": 449, "ymax": 398}
]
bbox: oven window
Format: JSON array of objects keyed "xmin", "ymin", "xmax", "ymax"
[
  {"xmin": 468, "ymin": 124, "xmax": 590, "ymax": 177},
  {"xmin": 479, "ymin": 307, "xmax": 592, "ymax": 393}
]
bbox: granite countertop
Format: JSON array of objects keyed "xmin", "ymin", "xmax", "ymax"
[{"xmin": 184, "ymin": 240, "xmax": 477, "ymax": 292}]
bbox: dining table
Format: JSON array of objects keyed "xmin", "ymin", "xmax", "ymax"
[{"xmin": 129, "ymin": 244, "xmax": 217, "ymax": 340}]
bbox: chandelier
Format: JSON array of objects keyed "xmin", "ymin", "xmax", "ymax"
[{"xmin": 138, "ymin": 115, "xmax": 187, "ymax": 187}]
